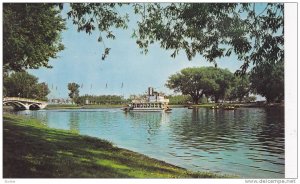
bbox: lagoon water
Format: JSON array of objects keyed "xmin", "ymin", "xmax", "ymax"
[{"xmin": 17, "ymin": 107, "xmax": 284, "ymax": 178}]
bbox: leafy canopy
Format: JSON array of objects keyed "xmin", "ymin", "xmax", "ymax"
[
  {"xmin": 227, "ymin": 75, "xmax": 250, "ymax": 102},
  {"xmin": 4, "ymin": 3, "xmax": 283, "ymax": 75},
  {"xmin": 4, "ymin": 72, "xmax": 50, "ymax": 101},
  {"xmin": 166, "ymin": 67, "xmax": 234, "ymax": 104},
  {"xmin": 3, "ymin": 3, "xmax": 66, "ymax": 72},
  {"xmin": 133, "ymin": 3, "xmax": 283, "ymax": 74},
  {"xmin": 68, "ymin": 83, "xmax": 80, "ymax": 103},
  {"xmin": 250, "ymin": 60, "xmax": 284, "ymax": 103}
]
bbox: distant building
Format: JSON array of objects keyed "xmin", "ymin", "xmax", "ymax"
[{"xmin": 48, "ymin": 98, "xmax": 72, "ymax": 104}]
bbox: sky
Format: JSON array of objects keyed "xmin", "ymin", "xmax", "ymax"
[{"xmin": 28, "ymin": 3, "xmax": 262, "ymax": 99}]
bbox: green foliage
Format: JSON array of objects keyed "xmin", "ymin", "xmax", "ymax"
[
  {"xmin": 244, "ymin": 96, "xmax": 257, "ymax": 103},
  {"xmin": 4, "ymin": 72, "xmax": 50, "ymax": 100},
  {"xmin": 3, "ymin": 3, "xmax": 66, "ymax": 72},
  {"xmin": 76, "ymin": 95, "xmax": 128, "ymax": 105},
  {"xmin": 133, "ymin": 3, "xmax": 283, "ymax": 73},
  {"xmin": 34, "ymin": 82, "xmax": 50, "ymax": 101},
  {"xmin": 166, "ymin": 67, "xmax": 234, "ymax": 104},
  {"xmin": 167, "ymin": 95, "xmax": 192, "ymax": 105},
  {"xmin": 250, "ymin": 61, "xmax": 284, "ymax": 103},
  {"xmin": 227, "ymin": 75, "xmax": 250, "ymax": 102},
  {"xmin": 68, "ymin": 83, "xmax": 80, "ymax": 103},
  {"xmin": 3, "ymin": 3, "xmax": 283, "ymax": 76}
]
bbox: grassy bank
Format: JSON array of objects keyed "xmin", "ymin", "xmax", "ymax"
[{"xmin": 3, "ymin": 113, "xmax": 227, "ymax": 178}]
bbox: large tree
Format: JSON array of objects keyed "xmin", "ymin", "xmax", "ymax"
[
  {"xmin": 4, "ymin": 72, "xmax": 50, "ymax": 100},
  {"xmin": 3, "ymin": 3, "xmax": 66, "ymax": 72},
  {"xmin": 68, "ymin": 83, "xmax": 80, "ymax": 104},
  {"xmin": 250, "ymin": 60, "xmax": 284, "ymax": 103},
  {"xmin": 227, "ymin": 75, "xmax": 251, "ymax": 102},
  {"xmin": 133, "ymin": 3, "xmax": 283, "ymax": 74},
  {"xmin": 166, "ymin": 67, "xmax": 234, "ymax": 104}
]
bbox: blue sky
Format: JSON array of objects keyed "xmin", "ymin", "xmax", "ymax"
[{"xmin": 28, "ymin": 3, "xmax": 261, "ymax": 99}]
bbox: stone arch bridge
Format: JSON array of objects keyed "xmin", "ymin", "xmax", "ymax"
[{"xmin": 3, "ymin": 97, "xmax": 48, "ymax": 110}]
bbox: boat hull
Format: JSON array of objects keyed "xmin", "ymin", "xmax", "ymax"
[
  {"xmin": 122, "ymin": 107, "xmax": 172, "ymax": 112},
  {"xmin": 129, "ymin": 108, "xmax": 166, "ymax": 112}
]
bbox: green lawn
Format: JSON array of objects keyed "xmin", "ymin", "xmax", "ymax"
[{"xmin": 3, "ymin": 113, "xmax": 229, "ymax": 178}]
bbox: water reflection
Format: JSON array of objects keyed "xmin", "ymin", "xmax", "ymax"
[
  {"xmin": 167, "ymin": 108, "xmax": 284, "ymax": 177},
  {"xmin": 15, "ymin": 107, "xmax": 284, "ymax": 178},
  {"xmin": 170, "ymin": 108, "xmax": 241, "ymax": 152},
  {"xmin": 68, "ymin": 112, "xmax": 80, "ymax": 133}
]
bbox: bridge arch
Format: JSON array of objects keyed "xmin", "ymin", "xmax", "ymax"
[
  {"xmin": 29, "ymin": 103, "xmax": 42, "ymax": 110},
  {"xmin": 3, "ymin": 97, "xmax": 48, "ymax": 110},
  {"xmin": 3, "ymin": 101, "xmax": 29, "ymax": 110}
]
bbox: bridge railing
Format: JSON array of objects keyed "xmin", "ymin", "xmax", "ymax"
[{"xmin": 3, "ymin": 97, "xmax": 47, "ymax": 104}]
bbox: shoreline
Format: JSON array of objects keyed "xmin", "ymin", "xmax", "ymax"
[
  {"xmin": 3, "ymin": 113, "xmax": 231, "ymax": 178},
  {"xmin": 43, "ymin": 102, "xmax": 283, "ymax": 110}
]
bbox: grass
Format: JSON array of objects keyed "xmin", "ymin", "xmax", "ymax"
[{"xmin": 3, "ymin": 113, "xmax": 229, "ymax": 178}]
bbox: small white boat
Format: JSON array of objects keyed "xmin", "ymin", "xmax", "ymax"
[{"xmin": 123, "ymin": 87, "xmax": 171, "ymax": 112}]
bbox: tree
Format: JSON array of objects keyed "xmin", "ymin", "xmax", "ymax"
[
  {"xmin": 76, "ymin": 94, "xmax": 127, "ymax": 105},
  {"xmin": 227, "ymin": 75, "xmax": 250, "ymax": 102},
  {"xmin": 68, "ymin": 83, "xmax": 80, "ymax": 104},
  {"xmin": 166, "ymin": 67, "xmax": 234, "ymax": 104},
  {"xmin": 166, "ymin": 68, "xmax": 206, "ymax": 104},
  {"xmin": 250, "ymin": 60, "xmax": 284, "ymax": 103},
  {"xmin": 244, "ymin": 96, "xmax": 257, "ymax": 103},
  {"xmin": 167, "ymin": 95, "xmax": 192, "ymax": 105},
  {"xmin": 4, "ymin": 3, "xmax": 283, "ymax": 74},
  {"xmin": 209, "ymin": 68, "xmax": 234, "ymax": 103},
  {"xmin": 4, "ymin": 72, "xmax": 50, "ymax": 100},
  {"xmin": 34, "ymin": 82, "xmax": 50, "ymax": 101},
  {"xmin": 3, "ymin": 3, "xmax": 66, "ymax": 72},
  {"xmin": 133, "ymin": 3, "xmax": 283, "ymax": 74}
]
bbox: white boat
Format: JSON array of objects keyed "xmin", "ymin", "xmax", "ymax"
[{"xmin": 123, "ymin": 87, "xmax": 172, "ymax": 112}]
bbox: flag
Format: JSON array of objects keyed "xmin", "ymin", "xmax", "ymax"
[
  {"xmin": 121, "ymin": 82, "xmax": 123, "ymax": 88},
  {"xmin": 106, "ymin": 83, "xmax": 107, "ymax": 88}
]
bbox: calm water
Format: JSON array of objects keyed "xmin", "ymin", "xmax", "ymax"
[{"xmin": 16, "ymin": 107, "xmax": 284, "ymax": 178}]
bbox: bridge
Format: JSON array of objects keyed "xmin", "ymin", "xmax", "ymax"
[{"xmin": 3, "ymin": 97, "xmax": 48, "ymax": 110}]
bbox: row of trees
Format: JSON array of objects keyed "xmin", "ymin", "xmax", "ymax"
[
  {"xmin": 166, "ymin": 66, "xmax": 283, "ymax": 104},
  {"xmin": 76, "ymin": 95, "xmax": 128, "ymax": 105},
  {"xmin": 3, "ymin": 75, "xmax": 127, "ymax": 105},
  {"xmin": 3, "ymin": 68, "xmax": 282, "ymax": 104},
  {"xmin": 3, "ymin": 72, "xmax": 50, "ymax": 101},
  {"xmin": 167, "ymin": 95, "xmax": 193, "ymax": 105}
]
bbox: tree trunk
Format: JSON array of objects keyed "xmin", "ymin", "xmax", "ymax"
[
  {"xmin": 193, "ymin": 97, "xmax": 199, "ymax": 104},
  {"xmin": 191, "ymin": 95, "xmax": 200, "ymax": 104},
  {"xmin": 214, "ymin": 95, "xmax": 219, "ymax": 103}
]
